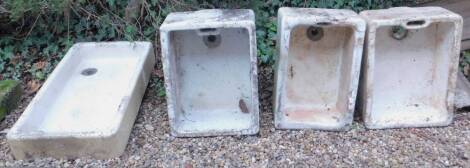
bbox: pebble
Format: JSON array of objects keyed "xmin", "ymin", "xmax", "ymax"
[
  {"xmin": 0, "ymin": 129, "xmax": 9, "ymax": 134},
  {"xmin": 144, "ymin": 124, "xmax": 154, "ymax": 131}
]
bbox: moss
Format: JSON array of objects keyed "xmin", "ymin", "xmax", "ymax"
[
  {"xmin": 0, "ymin": 80, "xmax": 22, "ymax": 121},
  {"xmin": 0, "ymin": 107, "xmax": 6, "ymax": 121},
  {"xmin": 0, "ymin": 80, "xmax": 18, "ymax": 91}
]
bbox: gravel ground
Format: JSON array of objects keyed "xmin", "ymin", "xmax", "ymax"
[{"xmin": 0, "ymin": 65, "xmax": 469, "ymax": 167}]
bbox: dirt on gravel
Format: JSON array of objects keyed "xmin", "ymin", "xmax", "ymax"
[{"xmin": 0, "ymin": 65, "xmax": 469, "ymax": 167}]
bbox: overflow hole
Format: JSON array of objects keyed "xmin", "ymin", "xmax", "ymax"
[
  {"xmin": 317, "ymin": 22, "xmax": 332, "ymax": 26},
  {"xmin": 406, "ymin": 20, "xmax": 426, "ymax": 26},
  {"xmin": 199, "ymin": 28, "xmax": 217, "ymax": 33}
]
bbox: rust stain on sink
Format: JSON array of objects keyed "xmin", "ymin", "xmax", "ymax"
[
  {"xmin": 285, "ymin": 109, "xmax": 319, "ymax": 122},
  {"xmin": 283, "ymin": 107, "xmax": 342, "ymax": 124}
]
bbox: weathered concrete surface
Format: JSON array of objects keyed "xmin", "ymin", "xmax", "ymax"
[
  {"xmin": 160, "ymin": 9, "xmax": 259, "ymax": 137},
  {"xmin": 6, "ymin": 42, "xmax": 155, "ymax": 159},
  {"xmin": 0, "ymin": 80, "xmax": 22, "ymax": 121},
  {"xmin": 274, "ymin": 8, "xmax": 366, "ymax": 130},
  {"xmin": 455, "ymin": 71, "xmax": 470, "ymax": 109},
  {"xmin": 359, "ymin": 7, "xmax": 463, "ymax": 129}
]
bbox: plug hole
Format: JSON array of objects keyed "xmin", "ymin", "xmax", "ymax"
[
  {"xmin": 306, "ymin": 26, "xmax": 323, "ymax": 41},
  {"xmin": 203, "ymin": 35, "xmax": 221, "ymax": 48},
  {"xmin": 207, "ymin": 35, "xmax": 217, "ymax": 42},
  {"xmin": 390, "ymin": 26, "xmax": 408, "ymax": 40}
]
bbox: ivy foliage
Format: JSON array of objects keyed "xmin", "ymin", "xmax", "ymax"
[
  {"xmin": 462, "ymin": 51, "xmax": 470, "ymax": 78},
  {"xmin": 0, "ymin": 0, "xmax": 416, "ymax": 81}
]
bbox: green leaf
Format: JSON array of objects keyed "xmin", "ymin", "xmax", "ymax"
[{"xmin": 34, "ymin": 71, "xmax": 45, "ymax": 80}]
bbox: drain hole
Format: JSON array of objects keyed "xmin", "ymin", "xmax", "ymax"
[
  {"xmin": 390, "ymin": 26, "xmax": 408, "ymax": 40},
  {"xmin": 81, "ymin": 68, "xmax": 97, "ymax": 76},
  {"xmin": 203, "ymin": 35, "xmax": 221, "ymax": 48},
  {"xmin": 406, "ymin": 20, "xmax": 426, "ymax": 26},
  {"xmin": 306, "ymin": 26, "xmax": 323, "ymax": 41},
  {"xmin": 207, "ymin": 35, "xmax": 217, "ymax": 42}
]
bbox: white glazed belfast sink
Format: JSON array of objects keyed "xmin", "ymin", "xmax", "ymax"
[
  {"xmin": 160, "ymin": 9, "xmax": 259, "ymax": 137},
  {"xmin": 7, "ymin": 42, "xmax": 155, "ymax": 159},
  {"xmin": 359, "ymin": 7, "xmax": 463, "ymax": 129},
  {"xmin": 274, "ymin": 8, "xmax": 366, "ymax": 130}
]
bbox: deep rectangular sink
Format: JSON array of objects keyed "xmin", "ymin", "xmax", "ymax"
[
  {"xmin": 7, "ymin": 42, "xmax": 155, "ymax": 159},
  {"xmin": 274, "ymin": 8, "xmax": 366, "ymax": 130},
  {"xmin": 160, "ymin": 9, "xmax": 259, "ymax": 137},
  {"xmin": 359, "ymin": 7, "xmax": 463, "ymax": 129}
]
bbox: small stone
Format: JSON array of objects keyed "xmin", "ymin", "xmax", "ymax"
[
  {"xmin": 184, "ymin": 162, "xmax": 193, "ymax": 168},
  {"xmin": 144, "ymin": 124, "xmax": 154, "ymax": 131},
  {"xmin": 0, "ymin": 128, "xmax": 9, "ymax": 134}
]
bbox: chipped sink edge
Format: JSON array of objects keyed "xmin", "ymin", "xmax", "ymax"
[
  {"xmin": 169, "ymin": 126, "xmax": 260, "ymax": 138},
  {"xmin": 159, "ymin": 9, "xmax": 256, "ymax": 32},
  {"xmin": 359, "ymin": 7, "xmax": 463, "ymax": 129},
  {"xmin": 160, "ymin": 9, "xmax": 259, "ymax": 137},
  {"xmin": 6, "ymin": 41, "xmax": 156, "ymax": 159},
  {"xmin": 273, "ymin": 7, "xmax": 366, "ymax": 131}
]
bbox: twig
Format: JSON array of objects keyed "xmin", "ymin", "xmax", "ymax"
[
  {"xmin": 22, "ymin": 11, "xmax": 42, "ymax": 40},
  {"xmin": 96, "ymin": 0, "xmax": 127, "ymax": 23}
]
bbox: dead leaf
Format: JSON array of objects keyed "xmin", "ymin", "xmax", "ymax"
[
  {"xmin": 239, "ymin": 99, "xmax": 249, "ymax": 113},
  {"xmin": 153, "ymin": 69, "xmax": 164, "ymax": 78},
  {"xmin": 26, "ymin": 80, "xmax": 41, "ymax": 94},
  {"xmin": 9, "ymin": 54, "xmax": 21, "ymax": 66},
  {"xmin": 34, "ymin": 61, "xmax": 47, "ymax": 70},
  {"xmin": 184, "ymin": 162, "xmax": 193, "ymax": 168}
]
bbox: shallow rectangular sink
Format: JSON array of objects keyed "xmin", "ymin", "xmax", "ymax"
[
  {"xmin": 359, "ymin": 7, "xmax": 463, "ymax": 129},
  {"xmin": 7, "ymin": 42, "xmax": 155, "ymax": 159},
  {"xmin": 274, "ymin": 8, "xmax": 366, "ymax": 130},
  {"xmin": 160, "ymin": 9, "xmax": 259, "ymax": 137}
]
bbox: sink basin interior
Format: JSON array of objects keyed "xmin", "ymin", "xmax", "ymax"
[
  {"xmin": 371, "ymin": 22, "xmax": 455, "ymax": 124},
  {"xmin": 280, "ymin": 25, "xmax": 356, "ymax": 127},
  {"xmin": 14, "ymin": 43, "xmax": 149, "ymax": 135},
  {"xmin": 167, "ymin": 28, "xmax": 255, "ymax": 133}
]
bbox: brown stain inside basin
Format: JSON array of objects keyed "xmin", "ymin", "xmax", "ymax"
[
  {"xmin": 284, "ymin": 108, "xmax": 341, "ymax": 123},
  {"xmin": 285, "ymin": 109, "xmax": 318, "ymax": 122}
]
